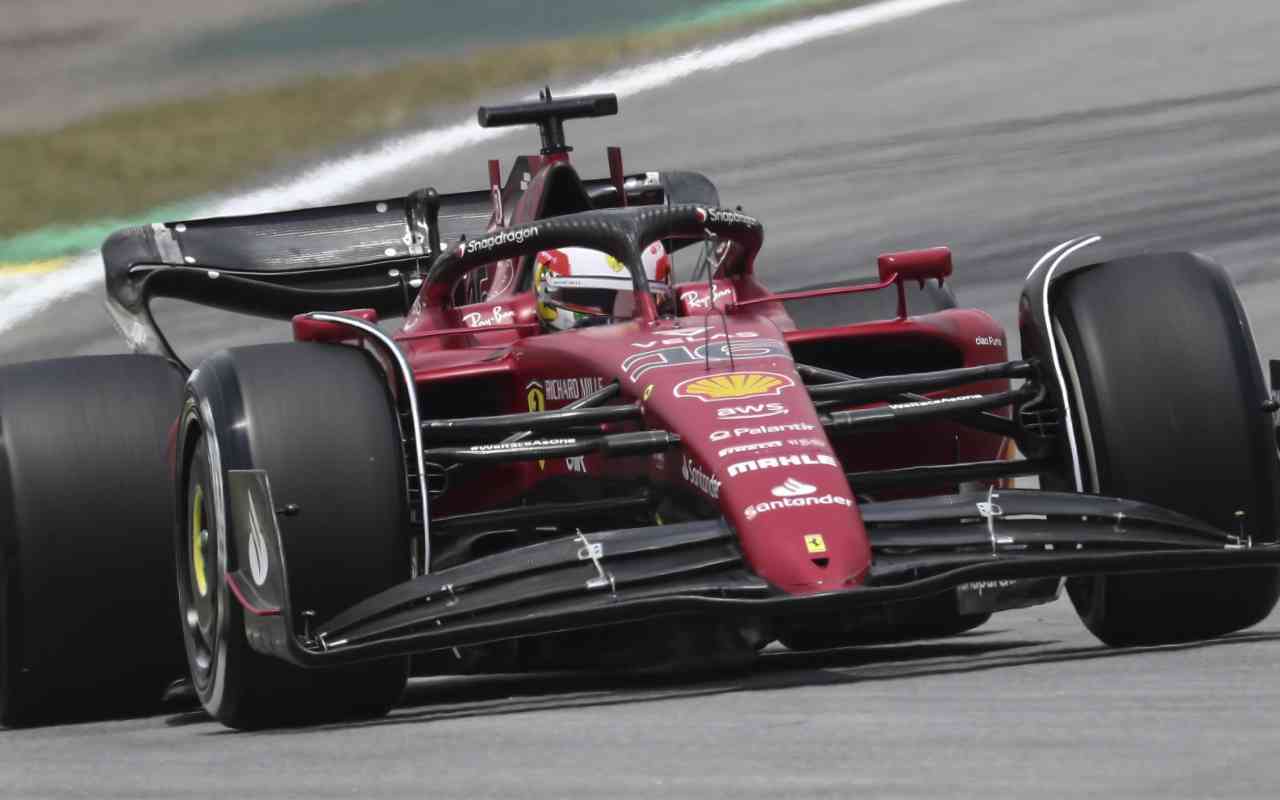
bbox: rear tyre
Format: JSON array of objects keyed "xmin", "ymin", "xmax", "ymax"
[
  {"xmin": 0, "ymin": 356, "xmax": 185, "ymax": 726},
  {"xmin": 178, "ymin": 343, "xmax": 409, "ymax": 729},
  {"xmin": 1051, "ymin": 253, "xmax": 1280, "ymax": 646}
]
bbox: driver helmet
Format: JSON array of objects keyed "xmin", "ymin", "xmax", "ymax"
[{"xmin": 534, "ymin": 241, "xmax": 671, "ymax": 331}]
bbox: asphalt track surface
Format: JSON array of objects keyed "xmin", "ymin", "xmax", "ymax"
[{"xmin": 6, "ymin": 0, "xmax": 1280, "ymax": 796}]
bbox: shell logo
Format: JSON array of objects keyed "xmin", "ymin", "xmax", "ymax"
[{"xmin": 674, "ymin": 371, "xmax": 795, "ymax": 402}]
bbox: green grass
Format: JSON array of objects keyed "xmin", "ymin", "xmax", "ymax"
[{"xmin": 0, "ymin": 0, "xmax": 866, "ymax": 242}]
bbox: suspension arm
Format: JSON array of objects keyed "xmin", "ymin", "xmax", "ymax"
[
  {"xmin": 422, "ymin": 402, "xmax": 642, "ymax": 439},
  {"xmin": 806, "ymin": 360, "xmax": 1036, "ymax": 405},
  {"xmin": 822, "ymin": 385, "xmax": 1036, "ymax": 434},
  {"xmin": 424, "ymin": 430, "xmax": 680, "ymax": 464}
]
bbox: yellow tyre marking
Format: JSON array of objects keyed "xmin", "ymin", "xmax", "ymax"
[{"xmin": 192, "ymin": 485, "xmax": 208, "ymax": 598}]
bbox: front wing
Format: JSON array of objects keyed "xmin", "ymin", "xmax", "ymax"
[{"xmin": 222, "ymin": 471, "xmax": 1280, "ymax": 668}]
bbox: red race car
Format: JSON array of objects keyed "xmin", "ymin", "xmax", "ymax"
[{"xmin": 3, "ymin": 91, "xmax": 1279, "ymax": 729}]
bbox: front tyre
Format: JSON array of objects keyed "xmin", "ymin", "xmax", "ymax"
[
  {"xmin": 1050, "ymin": 253, "xmax": 1280, "ymax": 646},
  {"xmin": 178, "ymin": 343, "xmax": 409, "ymax": 729}
]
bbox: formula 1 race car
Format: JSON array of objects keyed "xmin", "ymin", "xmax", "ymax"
[{"xmin": 3, "ymin": 91, "xmax": 1280, "ymax": 729}]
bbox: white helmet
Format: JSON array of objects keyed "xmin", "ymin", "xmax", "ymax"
[{"xmin": 534, "ymin": 242, "xmax": 671, "ymax": 331}]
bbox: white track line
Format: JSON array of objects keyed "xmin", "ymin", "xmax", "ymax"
[{"xmin": 0, "ymin": 0, "xmax": 967, "ymax": 335}]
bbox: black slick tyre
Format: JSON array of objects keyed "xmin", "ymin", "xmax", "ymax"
[
  {"xmin": 1051, "ymin": 253, "xmax": 1280, "ymax": 646},
  {"xmin": 0, "ymin": 355, "xmax": 185, "ymax": 726},
  {"xmin": 178, "ymin": 343, "xmax": 409, "ymax": 729}
]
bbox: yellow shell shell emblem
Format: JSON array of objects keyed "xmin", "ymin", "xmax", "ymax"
[{"xmin": 675, "ymin": 372, "xmax": 793, "ymax": 402}]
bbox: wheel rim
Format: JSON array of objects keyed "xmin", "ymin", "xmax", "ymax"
[{"xmin": 179, "ymin": 438, "xmax": 220, "ymax": 692}]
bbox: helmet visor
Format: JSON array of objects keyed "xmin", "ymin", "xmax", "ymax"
[{"xmin": 542, "ymin": 273, "xmax": 669, "ymax": 318}]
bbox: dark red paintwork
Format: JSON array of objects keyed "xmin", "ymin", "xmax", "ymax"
[{"xmin": 293, "ymin": 145, "xmax": 1011, "ymax": 597}]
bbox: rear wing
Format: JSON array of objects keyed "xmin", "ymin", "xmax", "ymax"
[{"xmin": 102, "ymin": 169, "xmax": 718, "ymax": 367}]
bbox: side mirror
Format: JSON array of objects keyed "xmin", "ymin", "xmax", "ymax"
[{"xmin": 877, "ymin": 246, "xmax": 953, "ymax": 288}]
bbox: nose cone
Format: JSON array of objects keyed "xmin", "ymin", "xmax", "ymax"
[
  {"xmin": 643, "ymin": 360, "xmax": 871, "ymax": 593},
  {"xmin": 715, "ymin": 450, "xmax": 871, "ymax": 593},
  {"xmin": 567, "ymin": 316, "xmax": 875, "ymax": 594}
]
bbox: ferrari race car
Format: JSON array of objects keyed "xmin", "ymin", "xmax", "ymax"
[{"xmin": 3, "ymin": 91, "xmax": 1280, "ymax": 729}]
